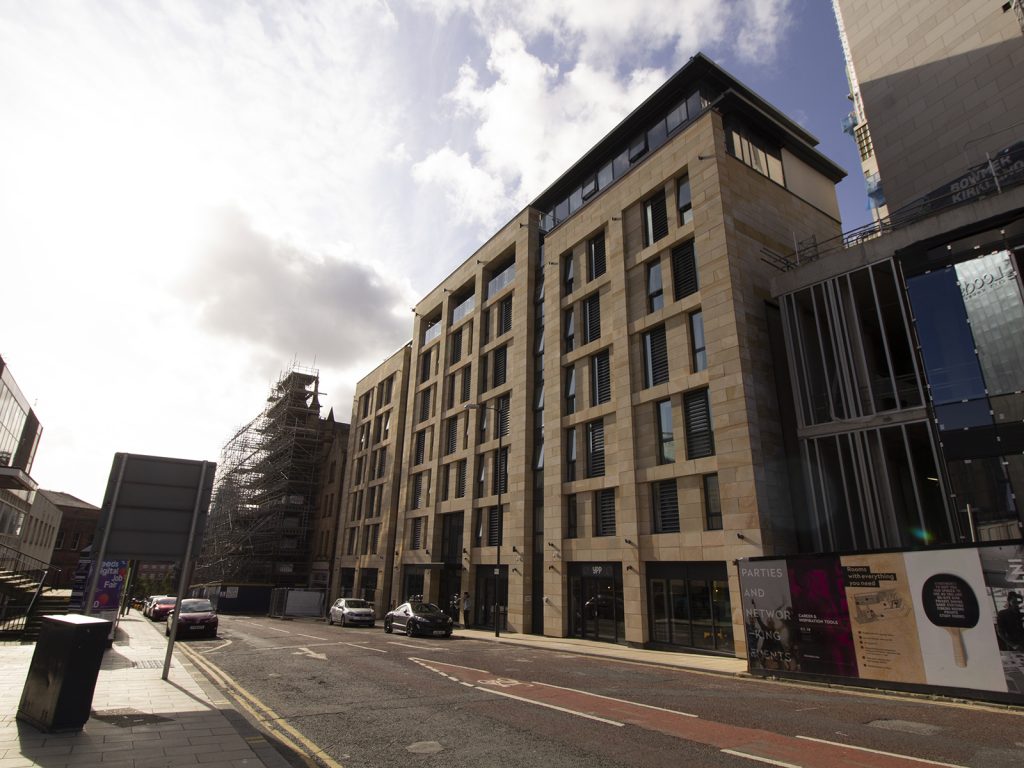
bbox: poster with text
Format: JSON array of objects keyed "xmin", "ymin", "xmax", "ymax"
[
  {"xmin": 903, "ymin": 548, "xmax": 1006, "ymax": 692},
  {"xmin": 787, "ymin": 556, "xmax": 859, "ymax": 678},
  {"xmin": 740, "ymin": 559, "xmax": 797, "ymax": 671},
  {"xmin": 979, "ymin": 544, "xmax": 1024, "ymax": 695},
  {"xmin": 841, "ymin": 552, "xmax": 926, "ymax": 683}
]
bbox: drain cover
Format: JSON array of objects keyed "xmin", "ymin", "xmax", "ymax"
[
  {"xmin": 868, "ymin": 719, "xmax": 941, "ymax": 736},
  {"xmin": 133, "ymin": 659, "xmax": 165, "ymax": 669},
  {"xmin": 91, "ymin": 709, "xmax": 175, "ymax": 727},
  {"xmin": 406, "ymin": 741, "xmax": 444, "ymax": 754}
]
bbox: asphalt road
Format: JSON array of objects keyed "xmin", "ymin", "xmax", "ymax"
[{"xmin": 171, "ymin": 615, "xmax": 1024, "ymax": 768}]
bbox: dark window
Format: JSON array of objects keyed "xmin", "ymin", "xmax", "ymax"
[
  {"xmin": 455, "ymin": 459, "xmax": 467, "ymax": 498},
  {"xmin": 445, "ymin": 418, "xmax": 457, "ymax": 456},
  {"xmin": 642, "ymin": 190, "xmax": 668, "ymax": 247},
  {"xmin": 410, "ymin": 517, "xmax": 424, "ymax": 549},
  {"xmin": 411, "ymin": 473, "xmax": 423, "ymax": 508},
  {"xmin": 482, "ymin": 307, "xmax": 491, "ymax": 344},
  {"xmin": 704, "ymin": 474, "xmax": 722, "ymax": 530},
  {"xmin": 588, "ymin": 234, "xmax": 606, "ymax": 280},
  {"xmin": 690, "ymin": 310, "xmax": 706, "ymax": 372},
  {"xmin": 473, "ymin": 509, "xmax": 484, "ymax": 546},
  {"xmin": 450, "ymin": 328, "xmax": 463, "ymax": 364},
  {"xmin": 563, "ymin": 255, "xmax": 575, "ymax": 295},
  {"xmin": 446, "ymin": 373, "xmax": 456, "ymax": 410},
  {"xmin": 418, "ymin": 387, "xmax": 432, "ymax": 422},
  {"xmin": 642, "ymin": 325, "xmax": 669, "ymax": 387},
  {"xmin": 498, "ymin": 296, "xmax": 513, "ymax": 336},
  {"xmin": 586, "ymin": 420, "xmax": 605, "ymax": 477},
  {"xmin": 581, "ymin": 175, "xmax": 597, "ymax": 200},
  {"xmin": 566, "ymin": 427, "xmax": 577, "ymax": 481},
  {"xmin": 653, "ymin": 480, "xmax": 680, "ymax": 533},
  {"xmin": 492, "ymin": 446, "xmax": 509, "ymax": 495},
  {"xmin": 684, "ymin": 388, "xmax": 715, "ymax": 458},
  {"xmin": 565, "ymin": 365, "xmax": 576, "ymax": 414},
  {"xmin": 414, "ymin": 430, "xmax": 426, "ymax": 465},
  {"xmin": 564, "ymin": 308, "xmax": 575, "ymax": 352},
  {"xmin": 656, "ymin": 399, "xmax": 675, "ymax": 464},
  {"xmin": 347, "ymin": 527, "xmax": 357, "ymax": 555},
  {"xmin": 677, "ymin": 175, "xmax": 692, "ymax": 226},
  {"xmin": 566, "ymin": 495, "xmax": 578, "ymax": 538},
  {"xmin": 493, "ymin": 345, "xmax": 507, "ymax": 387},
  {"xmin": 461, "ymin": 364, "xmax": 472, "ymax": 403},
  {"xmin": 496, "ymin": 394, "xmax": 510, "ymax": 437},
  {"xmin": 487, "ymin": 505, "xmax": 502, "ymax": 546},
  {"xmin": 55, "ymin": 529, "xmax": 65, "ymax": 549},
  {"xmin": 647, "ymin": 260, "xmax": 664, "ymax": 312},
  {"xmin": 671, "ymin": 241, "xmax": 698, "ymax": 300},
  {"xmin": 628, "ymin": 134, "xmax": 647, "ymax": 162},
  {"xmin": 420, "ymin": 348, "xmax": 432, "ymax": 383},
  {"xmin": 595, "ymin": 489, "xmax": 616, "ymax": 536},
  {"xmin": 590, "ymin": 349, "xmax": 611, "ymax": 405},
  {"xmin": 583, "ymin": 293, "xmax": 601, "ymax": 343}
]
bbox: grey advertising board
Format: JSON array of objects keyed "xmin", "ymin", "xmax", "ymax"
[{"xmin": 95, "ymin": 453, "xmax": 215, "ymax": 561}]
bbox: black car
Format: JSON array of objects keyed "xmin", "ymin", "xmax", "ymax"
[{"xmin": 383, "ymin": 602, "xmax": 453, "ymax": 637}]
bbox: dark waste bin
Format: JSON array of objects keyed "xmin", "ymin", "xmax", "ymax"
[{"xmin": 17, "ymin": 614, "xmax": 111, "ymax": 732}]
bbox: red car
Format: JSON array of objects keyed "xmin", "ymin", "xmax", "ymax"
[{"xmin": 148, "ymin": 597, "xmax": 177, "ymax": 621}]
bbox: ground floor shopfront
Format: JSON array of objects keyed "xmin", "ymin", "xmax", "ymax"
[{"xmin": 381, "ymin": 558, "xmax": 736, "ymax": 656}]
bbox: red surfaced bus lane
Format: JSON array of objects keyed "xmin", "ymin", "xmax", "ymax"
[{"xmin": 410, "ymin": 658, "xmax": 966, "ymax": 768}]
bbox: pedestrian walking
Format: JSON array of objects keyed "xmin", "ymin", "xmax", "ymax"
[{"xmin": 462, "ymin": 591, "xmax": 473, "ymax": 628}]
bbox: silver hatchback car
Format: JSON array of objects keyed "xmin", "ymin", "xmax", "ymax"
[{"xmin": 327, "ymin": 598, "xmax": 375, "ymax": 627}]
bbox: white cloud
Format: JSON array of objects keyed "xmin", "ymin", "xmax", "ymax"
[{"xmin": 412, "ymin": 146, "xmax": 514, "ymax": 230}]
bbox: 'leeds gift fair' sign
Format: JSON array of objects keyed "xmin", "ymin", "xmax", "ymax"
[{"xmin": 739, "ymin": 543, "xmax": 1024, "ymax": 705}]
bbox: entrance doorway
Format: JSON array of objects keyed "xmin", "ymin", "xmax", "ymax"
[
  {"xmin": 401, "ymin": 568, "xmax": 424, "ymax": 603},
  {"xmin": 646, "ymin": 561, "xmax": 733, "ymax": 653},
  {"xmin": 474, "ymin": 566, "xmax": 508, "ymax": 630},
  {"xmin": 438, "ymin": 566, "xmax": 462, "ymax": 624},
  {"xmin": 568, "ymin": 563, "xmax": 624, "ymax": 643}
]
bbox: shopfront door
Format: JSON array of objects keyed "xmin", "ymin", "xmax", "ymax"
[
  {"xmin": 569, "ymin": 563, "xmax": 624, "ymax": 643},
  {"xmin": 474, "ymin": 566, "xmax": 508, "ymax": 630}
]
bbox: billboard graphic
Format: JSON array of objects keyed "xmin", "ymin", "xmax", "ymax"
[{"xmin": 740, "ymin": 543, "xmax": 1024, "ymax": 704}]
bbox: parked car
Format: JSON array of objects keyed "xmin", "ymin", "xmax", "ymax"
[
  {"xmin": 166, "ymin": 598, "xmax": 218, "ymax": 638},
  {"xmin": 327, "ymin": 598, "xmax": 375, "ymax": 627},
  {"xmin": 148, "ymin": 596, "xmax": 177, "ymax": 621},
  {"xmin": 383, "ymin": 602, "xmax": 453, "ymax": 637},
  {"xmin": 142, "ymin": 595, "xmax": 165, "ymax": 617}
]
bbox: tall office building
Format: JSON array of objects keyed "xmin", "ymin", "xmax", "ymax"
[
  {"xmin": 337, "ymin": 54, "xmax": 846, "ymax": 656},
  {"xmin": 833, "ymin": 0, "xmax": 1024, "ymax": 216},
  {"xmin": 336, "ymin": 346, "xmax": 411, "ymax": 608}
]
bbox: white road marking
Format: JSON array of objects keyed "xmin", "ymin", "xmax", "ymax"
[
  {"xmin": 795, "ymin": 736, "xmax": 968, "ymax": 767},
  {"xmin": 408, "ymin": 658, "xmax": 491, "ymax": 673},
  {"xmin": 293, "ymin": 647, "xmax": 328, "ymax": 661},
  {"xmin": 721, "ymin": 749, "xmax": 802, "ymax": 768},
  {"xmin": 475, "ymin": 686, "xmax": 625, "ymax": 726},
  {"xmin": 530, "ymin": 681, "xmax": 698, "ymax": 718},
  {"xmin": 295, "ymin": 633, "xmax": 329, "ymax": 641},
  {"xmin": 237, "ymin": 621, "xmax": 291, "ymax": 634},
  {"xmin": 338, "ymin": 640, "xmax": 387, "ymax": 653},
  {"xmin": 388, "ymin": 641, "xmax": 450, "ymax": 651},
  {"xmin": 200, "ymin": 638, "xmax": 233, "ymax": 653}
]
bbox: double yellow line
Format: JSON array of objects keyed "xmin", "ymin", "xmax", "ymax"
[{"xmin": 176, "ymin": 643, "xmax": 344, "ymax": 768}]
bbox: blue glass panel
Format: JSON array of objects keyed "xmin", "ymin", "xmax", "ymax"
[{"xmin": 906, "ymin": 268, "xmax": 987, "ymax": 405}]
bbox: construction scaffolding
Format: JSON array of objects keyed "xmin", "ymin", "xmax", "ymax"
[{"xmin": 195, "ymin": 366, "xmax": 325, "ymax": 587}]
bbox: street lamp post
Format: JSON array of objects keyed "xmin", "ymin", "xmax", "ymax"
[{"xmin": 465, "ymin": 400, "xmax": 505, "ymax": 637}]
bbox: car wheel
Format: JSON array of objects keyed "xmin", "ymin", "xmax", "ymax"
[
  {"xmin": 384, "ymin": 618, "xmax": 392, "ymax": 634},
  {"xmin": 406, "ymin": 622, "xmax": 416, "ymax": 638},
  {"xmin": 341, "ymin": 615, "xmax": 347, "ymax": 628}
]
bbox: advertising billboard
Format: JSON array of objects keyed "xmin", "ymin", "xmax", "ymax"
[{"xmin": 739, "ymin": 542, "xmax": 1024, "ymax": 703}]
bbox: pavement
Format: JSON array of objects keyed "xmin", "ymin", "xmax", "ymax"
[{"xmin": 0, "ymin": 614, "xmax": 746, "ymax": 768}]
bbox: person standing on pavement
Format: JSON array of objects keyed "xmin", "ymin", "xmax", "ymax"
[{"xmin": 462, "ymin": 591, "xmax": 473, "ymax": 628}]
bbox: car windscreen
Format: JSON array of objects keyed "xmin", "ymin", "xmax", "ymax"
[
  {"xmin": 157, "ymin": 598, "xmax": 177, "ymax": 605},
  {"xmin": 180, "ymin": 600, "xmax": 212, "ymax": 612},
  {"xmin": 344, "ymin": 600, "xmax": 369, "ymax": 609},
  {"xmin": 411, "ymin": 603, "xmax": 443, "ymax": 614}
]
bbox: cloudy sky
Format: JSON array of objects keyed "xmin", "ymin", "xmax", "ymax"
[{"xmin": 1, "ymin": 0, "xmax": 865, "ymax": 506}]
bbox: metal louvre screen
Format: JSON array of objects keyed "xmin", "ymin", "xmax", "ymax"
[
  {"xmin": 595, "ymin": 489, "xmax": 616, "ymax": 535},
  {"xmin": 672, "ymin": 241, "xmax": 698, "ymax": 299},
  {"xmin": 684, "ymin": 388, "xmax": 714, "ymax": 458}
]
